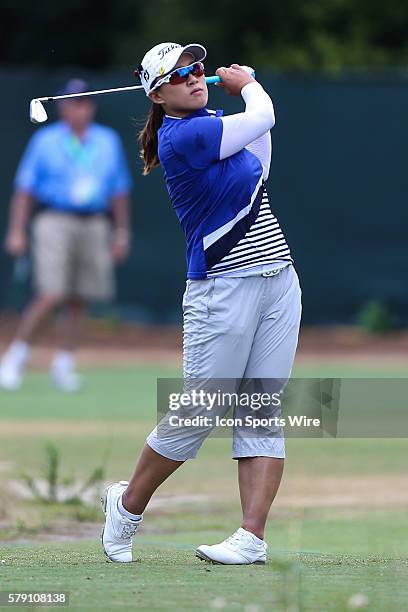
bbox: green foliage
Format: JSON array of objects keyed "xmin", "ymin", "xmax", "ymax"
[
  {"xmin": 356, "ymin": 300, "xmax": 397, "ymax": 334},
  {"xmin": 44, "ymin": 442, "xmax": 59, "ymax": 503},
  {"xmin": 20, "ymin": 442, "xmax": 106, "ymax": 506},
  {"xmin": 1, "ymin": 0, "xmax": 408, "ymax": 71}
]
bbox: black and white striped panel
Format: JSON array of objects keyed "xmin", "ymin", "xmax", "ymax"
[{"xmin": 207, "ymin": 188, "xmax": 292, "ymax": 276}]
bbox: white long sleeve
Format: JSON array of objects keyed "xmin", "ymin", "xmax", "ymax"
[
  {"xmin": 244, "ymin": 131, "xmax": 272, "ymax": 180},
  {"xmin": 219, "ymin": 81, "xmax": 275, "ymax": 176}
]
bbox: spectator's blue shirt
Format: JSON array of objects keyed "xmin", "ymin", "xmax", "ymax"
[{"xmin": 15, "ymin": 121, "xmax": 132, "ymax": 213}]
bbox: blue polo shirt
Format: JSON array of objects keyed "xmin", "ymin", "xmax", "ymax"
[
  {"xmin": 158, "ymin": 108, "xmax": 268, "ymax": 279},
  {"xmin": 15, "ymin": 121, "xmax": 132, "ymax": 213}
]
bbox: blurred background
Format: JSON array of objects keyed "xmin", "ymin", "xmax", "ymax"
[
  {"xmin": 1, "ymin": 0, "xmax": 407, "ymax": 330},
  {"xmin": 1, "ymin": 4, "xmax": 407, "ymax": 608}
]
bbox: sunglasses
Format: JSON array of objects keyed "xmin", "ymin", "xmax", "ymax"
[{"xmin": 157, "ymin": 62, "xmax": 205, "ymax": 87}]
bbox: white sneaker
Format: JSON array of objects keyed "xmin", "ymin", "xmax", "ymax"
[
  {"xmin": 0, "ymin": 357, "xmax": 23, "ymax": 391},
  {"xmin": 101, "ymin": 481, "xmax": 143, "ymax": 563},
  {"xmin": 196, "ymin": 527, "xmax": 267, "ymax": 565},
  {"xmin": 50, "ymin": 369, "xmax": 82, "ymax": 392}
]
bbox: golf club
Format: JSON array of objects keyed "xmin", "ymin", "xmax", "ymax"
[
  {"xmin": 29, "ymin": 84, "xmax": 145, "ymax": 124},
  {"xmin": 29, "ymin": 69, "xmax": 255, "ymax": 124}
]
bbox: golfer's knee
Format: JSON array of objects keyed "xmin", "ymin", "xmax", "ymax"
[{"xmin": 146, "ymin": 430, "xmax": 204, "ymax": 461}]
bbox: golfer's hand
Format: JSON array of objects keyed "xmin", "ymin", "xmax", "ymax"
[
  {"xmin": 5, "ymin": 229, "xmax": 27, "ymax": 257},
  {"xmin": 215, "ymin": 64, "xmax": 256, "ymax": 96}
]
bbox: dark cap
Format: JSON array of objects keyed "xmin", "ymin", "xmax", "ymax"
[{"xmin": 57, "ymin": 78, "xmax": 90, "ymax": 96}]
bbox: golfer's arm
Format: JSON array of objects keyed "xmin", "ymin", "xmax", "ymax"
[
  {"xmin": 219, "ymin": 82, "xmax": 275, "ymax": 172},
  {"xmin": 8, "ymin": 190, "xmax": 34, "ymax": 233}
]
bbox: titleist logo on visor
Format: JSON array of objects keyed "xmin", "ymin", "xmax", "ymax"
[{"xmin": 158, "ymin": 44, "xmax": 182, "ymax": 59}]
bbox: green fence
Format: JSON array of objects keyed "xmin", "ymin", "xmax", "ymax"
[{"xmin": 1, "ymin": 69, "xmax": 407, "ymax": 325}]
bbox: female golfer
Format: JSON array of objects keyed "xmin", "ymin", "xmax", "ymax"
[{"xmin": 102, "ymin": 42, "xmax": 301, "ymax": 564}]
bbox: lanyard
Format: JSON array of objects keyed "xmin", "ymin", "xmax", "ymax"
[{"xmin": 62, "ymin": 132, "xmax": 98, "ymax": 170}]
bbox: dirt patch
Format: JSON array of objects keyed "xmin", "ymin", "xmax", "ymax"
[
  {"xmin": 0, "ymin": 494, "xmax": 210, "ymax": 543},
  {"xmin": 0, "ymin": 461, "xmax": 12, "ymax": 473},
  {"xmin": 298, "ymin": 326, "xmax": 408, "ymax": 357},
  {"xmin": 78, "ymin": 347, "xmax": 181, "ymax": 368},
  {"xmin": 0, "ymin": 314, "xmax": 182, "ymax": 351},
  {"xmin": 0, "ymin": 420, "xmax": 144, "ymax": 437},
  {"xmin": 1, "ymin": 345, "xmax": 182, "ymax": 369},
  {"xmin": 1, "ymin": 474, "xmax": 407, "ymax": 543},
  {"xmin": 278, "ymin": 474, "xmax": 408, "ymax": 509},
  {"xmin": 0, "ymin": 519, "xmax": 101, "ymax": 544},
  {"xmin": 0, "ymin": 314, "xmax": 407, "ymax": 367},
  {"xmin": 2, "ymin": 344, "xmax": 405, "ymax": 370},
  {"xmin": 297, "ymin": 327, "xmax": 408, "ymax": 363}
]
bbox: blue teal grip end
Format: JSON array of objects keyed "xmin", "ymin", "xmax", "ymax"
[
  {"xmin": 205, "ymin": 69, "xmax": 256, "ymax": 85},
  {"xmin": 205, "ymin": 75, "xmax": 221, "ymax": 84}
]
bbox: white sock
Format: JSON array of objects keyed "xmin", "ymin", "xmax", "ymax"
[
  {"xmin": 4, "ymin": 340, "xmax": 30, "ymax": 367},
  {"xmin": 51, "ymin": 350, "xmax": 75, "ymax": 373},
  {"xmin": 242, "ymin": 528, "xmax": 264, "ymax": 544},
  {"xmin": 117, "ymin": 494, "xmax": 143, "ymax": 523}
]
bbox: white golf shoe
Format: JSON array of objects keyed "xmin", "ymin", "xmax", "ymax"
[
  {"xmin": 50, "ymin": 368, "xmax": 82, "ymax": 392},
  {"xmin": 0, "ymin": 341, "xmax": 30, "ymax": 391},
  {"xmin": 0, "ymin": 357, "xmax": 23, "ymax": 391},
  {"xmin": 196, "ymin": 527, "xmax": 267, "ymax": 565},
  {"xmin": 101, "ymin": 481, "xmax": 143, "ymax": 563}
]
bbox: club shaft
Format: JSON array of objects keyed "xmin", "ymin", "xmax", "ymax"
[
  {"xmin": 36, "ymin": 76, "xmax": 225, "ymax": 103},
  {"xmin": 38, "ymin": 85, "xmax": 145, "ymax": 103}
]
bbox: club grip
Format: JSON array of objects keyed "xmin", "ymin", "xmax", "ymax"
[
  {"xmin": 205, "ymin": 66, "xmax": 256, "ymax": 85},
  {"xmin": 205, "ymin": 76, "xmax": 221, "ymax": 84}
]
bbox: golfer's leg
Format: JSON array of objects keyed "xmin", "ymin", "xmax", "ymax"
[
  {"xmin": 122, "ymin": 445, "xmax": 184, "ymax": 515},
  {"xmin": 123, "ymin": 277, "xmax": 258, "ymax": 514},
  {"xmin": 239, "ymin": 457, "xmax": 284, "ymax": 539},
  {"xmin": 236, "ymin": 266, "xmax": 302, "ymax": 538}
]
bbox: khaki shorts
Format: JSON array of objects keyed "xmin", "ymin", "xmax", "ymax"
[{"xmin": 32, "ymin": 211, "xmax": 114, "ymax": 301}]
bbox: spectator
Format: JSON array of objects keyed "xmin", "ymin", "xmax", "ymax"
[{"xmin": 0, "ymin": 79, "xmax": 132, "ymax": 392}]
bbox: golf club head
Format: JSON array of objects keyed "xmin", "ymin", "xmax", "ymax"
[{"xmin": 30, "ymin": 99, "xmax": 48, "ymax": 124}]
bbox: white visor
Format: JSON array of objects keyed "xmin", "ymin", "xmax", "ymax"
[{"xmin": 137, "ymin": 42, "xmax": 207, "ymax": 95}]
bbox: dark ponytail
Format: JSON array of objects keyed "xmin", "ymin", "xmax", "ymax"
[{"xmin": 138, "ymin": 103, "xmax": 165, "ymax": 175}]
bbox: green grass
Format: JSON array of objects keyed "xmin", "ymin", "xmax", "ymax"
[
  {"xmin": 0, "ymin": 361, "xmax": 407, "ymax": 611},
  {"xmin": 0, "ymin": 366, "xmax": 178, "ymax": 421},
  {"xmin": 1, "ymin": 359, "xmax": 406, "ymax": 421},
  {"xmin": 1, "ymin": 535, "xmax": 407, "ymax": 611}
]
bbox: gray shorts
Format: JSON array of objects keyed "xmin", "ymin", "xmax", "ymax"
[
  {"xmin": 147, "ymin": 265, "xmax": 302, "ymax": 460},
  {"xmin": 32, "ymin": 211, "xmax": 114, "ymax": 301}
]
